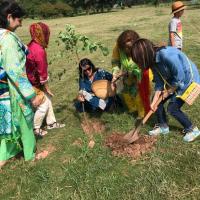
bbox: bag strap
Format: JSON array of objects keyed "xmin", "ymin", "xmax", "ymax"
[
  {"xmin": 155, "ymin": 68, "xmax": 173, "ymax": 88},
  {"xmin": 186, "ymin": 56, "xmax": 194, "ymax": 82},
  {"xmin": 155, "ymin": 67, "xmax": 178, "ymax": 95}
]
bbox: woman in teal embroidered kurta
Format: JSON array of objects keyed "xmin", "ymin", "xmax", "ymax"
[{"xmin": 0, "ymin": 1, "xmax": 37, "ymax": 164}]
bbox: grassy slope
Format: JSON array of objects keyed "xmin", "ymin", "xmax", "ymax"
[{"xmin": 1, "ymin": 5, "xmax": 200, "ymax": 200}]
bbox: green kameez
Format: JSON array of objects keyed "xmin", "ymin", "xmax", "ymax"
[
  {"xmin": 0, "ymin": 103, "xmax": 36, "ymax": 161},
  {"xmin": 0, "ymin": 29, "xmax": 36, "ymax": 161}
]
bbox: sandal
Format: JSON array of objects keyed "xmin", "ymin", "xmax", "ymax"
[
  {"xmin": 34, "ymin": 128, "xmax": 48, "ymax": 138},
  {"xmin": 46, "ymin": 122, "xmax": 65, "ymax": 130}
]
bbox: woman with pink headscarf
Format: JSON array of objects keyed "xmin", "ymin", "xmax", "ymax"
[{"xmin": 26, "ymin": 22, "xmax": 65, "ymax": 137}]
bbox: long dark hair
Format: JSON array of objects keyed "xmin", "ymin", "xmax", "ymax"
[
  {"xmin": 131, "ymin": 38, "xmax": 156, "ymax": 70},
  {"xmin": 78, "ymin": 58, "xmax": 97, "ymax": 79},
  {"xmin": 0, "ymin": 1, "xmax": 25, "ymax": 28},
  {"xmin": 117, "ymin": 30, "xmax": 140, "ymax": 53}
]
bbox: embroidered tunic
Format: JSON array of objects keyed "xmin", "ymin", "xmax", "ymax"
[
  {"xmin": 0, "ymin": 29, "xmax": 36, "ymax": 161},
  {"xmin": 111, "ymin": 43, "xmax": 152, "ymax": 117}
]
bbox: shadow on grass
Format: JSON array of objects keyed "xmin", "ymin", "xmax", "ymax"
[
  {"xmin": 54, "ymin": 104, "xmax": 68, "ymax": 113},
  {"xmin": 72, "ymin": 103, "xmax": 126, "ymax": 121}
]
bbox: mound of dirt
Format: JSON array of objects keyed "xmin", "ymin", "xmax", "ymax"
[
  {"xmin": 35, "ymin": 144, "xmax": 56, "ymax": 160},
  {"xmin": 81, "ymin": 119, "xmax": 105, "ymax": 136},
  {"xmin": 105, "ymin": 133, "xmax": 157, "ymax": 159}
]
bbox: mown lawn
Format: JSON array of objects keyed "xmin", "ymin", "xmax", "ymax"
[{"xmin": 1, "ymin": 4, "xmax": 200, "ymax": 200}]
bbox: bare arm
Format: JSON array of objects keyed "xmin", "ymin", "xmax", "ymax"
[
  {"xmin": 151, "ymin": 91, "xmax": 162, "ymax": 111},
  {"xmin": 151, "ymin": 87, "xmax": 177, "ymax": 112},
  {"xmin": 170, "ymin": 32, "xmax": 175, "ymax": 47},
  {"xmin": 44, "ymin": 82, "xmax": 54, "ymax": 97}
]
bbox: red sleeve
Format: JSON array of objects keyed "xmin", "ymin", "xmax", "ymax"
[{"xmin": 35, "ymin": 48, "xmax": 48, "ymax": 84}]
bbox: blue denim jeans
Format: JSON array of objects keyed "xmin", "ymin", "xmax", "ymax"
[
  {"xmin": 156, "ymin": 96, "xmax": 193, "ymax": 132},
  {"xmin": 74, "ymin": 97, "xmax": 115, "ymax": 112}
]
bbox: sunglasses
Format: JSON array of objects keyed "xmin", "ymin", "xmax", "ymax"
[{"xmin": 83, "ymin": 66, "xmax": 92, "ymax": 73}]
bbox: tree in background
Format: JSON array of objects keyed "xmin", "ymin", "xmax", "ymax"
[
  {"xmin": 154, "ymin": 0, "xmax": 160, "ymax": 7},
  {"xmin": 18, "ymin": 0, "xmax": 73, "ymax": 18},
  {"xmin": 18, "ymin": 0, "xmax": 185, "ymax": 18}
]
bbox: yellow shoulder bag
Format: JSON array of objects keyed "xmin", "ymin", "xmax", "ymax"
[{"xmin": 177, "ymin": 57, "xmax": 200, "ymax": 105}]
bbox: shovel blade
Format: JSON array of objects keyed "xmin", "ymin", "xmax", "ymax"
[
  {"xmin": 123, "ymin": 129, "xmax": 135, "ymax": 140},
  {"xmin": 123, "ymin": 118, "xmax": 142, "ymax": 141},
  {"xmin": 123, "ymin": 129, "xmax": 139, "ymax": 144},
  {"xmin": 127, "ymin": 131, "xmax": 139, "ymax": 144}
]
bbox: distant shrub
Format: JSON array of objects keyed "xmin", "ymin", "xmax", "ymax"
[
  {"xmin": 54, "ymin": 2, "xmax": 73, "ymax": 16},
  {"xmin": 191, "ymin": 0, "xmax": 200, "ymax": 4},
  {"xmin": 19, "ymin": 1, "xmax": 73, "ymax": 18},
  {"xmin": 38, "ymin": 2, "xmax": 57, "ymax": 18}
]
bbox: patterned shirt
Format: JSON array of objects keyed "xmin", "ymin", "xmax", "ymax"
[
  {"xmin": 0, "ymin": 29, "xmax": 35, "ymax": 135},
  {"xmin": 168, "ymin": 17, "xmax": 183, "ymax": 49}
]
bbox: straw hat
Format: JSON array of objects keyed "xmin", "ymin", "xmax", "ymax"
[
  {"xmin": 171, "ymin": 1, "xmax": 186, "ymax": 14},
  {"xmin": 91, "ymin": 80, "xmax": 116, "ymax": 100}
]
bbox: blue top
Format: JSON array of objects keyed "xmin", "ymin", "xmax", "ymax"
[
  {"xmin": 0, "ymin": 66, "xmax": 9, "ymax": 96},
  {"xmin": 79, "ymin": 68, "xmax": 113, "ymax": 92},
  {"xmin": 152, "ymin": 46, "xmax": 200, "ymax": 96}
]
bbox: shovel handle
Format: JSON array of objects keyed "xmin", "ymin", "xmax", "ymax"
[
  {"xmin": 142, "ymin": 95, "xmax": 163, "ymax": 125},
  {"xmin": 124, "ymin": 92, "xmax": 164, "ymax": 143},
  {"xmin": 133, "ymin": 94, "xmax": 164, "ymax": 129}
]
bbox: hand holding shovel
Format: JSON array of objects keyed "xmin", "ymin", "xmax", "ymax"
[
  {"xmin": 123, "ymin": 92, "xmax": 164, "ymax": 144},
  {"xmin": 112, "ymin": 71, "xmax": 127, "ymax": 83}
]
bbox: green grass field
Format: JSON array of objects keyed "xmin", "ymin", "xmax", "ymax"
[{"xmin": 1, "ymin": 5, "xmax": 200, "ymax": 200}]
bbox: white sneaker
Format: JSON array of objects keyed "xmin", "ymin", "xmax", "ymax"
[
  {"xmin": 149, "ymin": 125, "xmax": 169, "ymax": 136},
  {"xmin": 183, "ymin": 127, "xmax": 200, "ymax": 142}
]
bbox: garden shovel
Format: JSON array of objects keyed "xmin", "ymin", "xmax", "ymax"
[{"xmin": 123, "ymin": 94, "xmax": 164, "ymax": 144}]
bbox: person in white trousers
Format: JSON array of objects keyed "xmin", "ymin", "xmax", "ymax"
[{"xmin": 26, "ymin": 22, "xmax": 65, "ymax": 137}]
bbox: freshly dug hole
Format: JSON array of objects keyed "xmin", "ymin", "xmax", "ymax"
[{"xmin": 105, "ymin": 132, "xmax": 157, "ymax": 159}]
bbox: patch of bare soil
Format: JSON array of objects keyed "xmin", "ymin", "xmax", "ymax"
[
  {"xmin": 36, "ymin": 144, "xmax": 56, "ymax": 160},
  {"xmin": 105, "ymin": 132, "xmax": 157, "ymax": 160},
  {"xmin": 81, "ymin": 119, "xmax": 105, "ymax": 136},
  {"xmin": 81, "ymin": 119, "xmax": 105, "ymax": 149}
]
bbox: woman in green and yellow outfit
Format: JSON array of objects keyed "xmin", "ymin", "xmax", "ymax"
[
  {"xmin": 0, "ymin": 1, "xmax": 40, "ymax": 167},
  {"xmin": 112, "ymin": 30, "xmax": 153, "ymax": 118}
]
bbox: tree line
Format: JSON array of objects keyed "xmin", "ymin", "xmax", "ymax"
[{"xmin": 16, "ymin": 0, "xmax": 185, "ymax": 18}]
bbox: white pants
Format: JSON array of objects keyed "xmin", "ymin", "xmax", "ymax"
[{"xmin": 34, "ymin": 93, "xmax": 56, "ymax": 129}]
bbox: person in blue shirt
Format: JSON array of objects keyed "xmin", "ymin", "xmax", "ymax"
[
  {"xmin": 74, "ymin": 58, "xmax": 118, "ymax": 112},
  {"xmin": 131, "ymin": 38, "xmax": 200, "ymax": 142}
]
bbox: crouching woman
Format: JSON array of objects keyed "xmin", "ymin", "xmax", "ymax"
[
  {"xmin": 131, "ymin": 38, "xmax": 200, "ymax": 142},
  {"xmin": 74, "ymin": 58, "xmax": 118, "ymax": 112}
]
